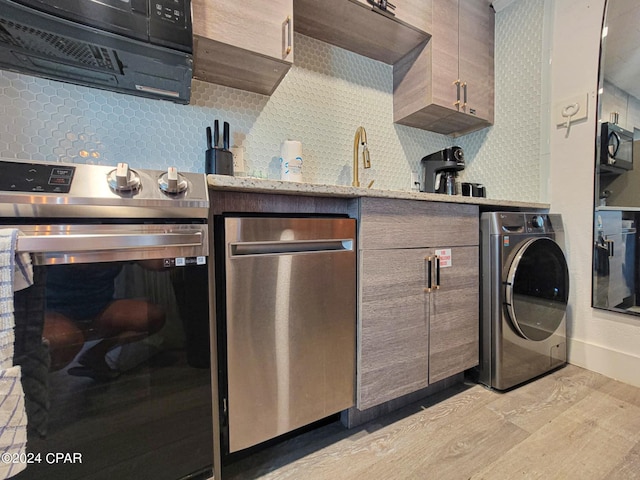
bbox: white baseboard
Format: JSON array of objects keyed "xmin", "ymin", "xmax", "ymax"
[{"xmin": 568, "ymin": 338, "xmax": 640, "ymax": 388}]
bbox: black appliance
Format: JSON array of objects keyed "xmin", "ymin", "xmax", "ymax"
[
  {"xmin": 1, "ymin": 159, "xmax": 212, "ymax": 480},
  {"xmin": 420, "ymin": 146, "xmax": 465, "ymax": 194},
  {"xmin": 600, "ymin": 122, "xmax": 634, "ymax": 174},
  {"xmin": 461, "ymin": 182, "xmax": 486, "ymax": 198},
  {"xmin": 206, "ymin": 121, "xmax": 234, "ymax": 175},
  {"xmin": 0, "ymin": 0, "xmax": 193, "ymax": 103}
]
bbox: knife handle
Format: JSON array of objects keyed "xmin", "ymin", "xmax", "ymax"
[
  {"xmin": 223, "ymin": 122, "xmax": 230, "ymax": 150},
  {"xmin": 214, "ymin": 120, "xmax": 220, "ymax": 148}
]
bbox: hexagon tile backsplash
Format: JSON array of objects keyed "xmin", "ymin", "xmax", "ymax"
[{"xmin": 0, "ymin": 1, "xmax": 546, "ymax": 201}]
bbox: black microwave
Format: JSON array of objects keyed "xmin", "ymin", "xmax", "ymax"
[
  {"xmin": 0, "ymin": 0, "xmax": 193, "ymax": 103},
  {"xmin": 600, "ymin": 122, "xmax": 634, "ymax": 173}
]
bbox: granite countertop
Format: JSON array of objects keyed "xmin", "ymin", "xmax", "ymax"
[{"xmin": 207, "ymin": 175, "xmax": 550, "ymax": 210}]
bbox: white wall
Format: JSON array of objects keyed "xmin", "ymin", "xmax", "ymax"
[{"xmin": 549, "ymin": 0, "xmax": 640, "ymax": 387}]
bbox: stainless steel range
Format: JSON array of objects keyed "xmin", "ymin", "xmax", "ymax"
[{"xmin": 0, "ymin": 159, "xmax": 213, "ymax": 480}]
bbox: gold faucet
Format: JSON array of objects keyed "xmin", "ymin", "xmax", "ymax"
[{"xmin": 352, "ymin": 126, "xmax": 372, "ymax": 187}]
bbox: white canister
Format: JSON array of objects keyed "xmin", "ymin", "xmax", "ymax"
[{"xmin": 279, "ymin": 140, "xmax": 303, "ymax": 182}]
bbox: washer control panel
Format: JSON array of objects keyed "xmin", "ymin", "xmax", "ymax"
[{"xmin": 493, "ymin": 212, "xmax": 556, "ymax": 235}]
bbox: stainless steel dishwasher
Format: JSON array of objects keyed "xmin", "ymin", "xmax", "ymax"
[{"xmin": 216, "ymin": 216, "xmax": 356, "ymax": 454}]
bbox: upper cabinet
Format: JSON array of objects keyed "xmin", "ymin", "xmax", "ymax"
[
  {"xmin": 294, "ymin": 0, "xmax": 431, "ymax": 65},
  {"xmin": 457, "ymin": 0, "xmax": 494, "ymax": 124},
  {"xmin": 192, "ymin": 0, "xmax": 294, "ymax": 95},
  {"xmin": 393, "ymin": 0, "xmax": 494, "ymax": 137}
]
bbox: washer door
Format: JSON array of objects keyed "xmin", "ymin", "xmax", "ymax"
[{"xmin": 505, "ymin": 237, "xmax": 569, "ymax": 341}]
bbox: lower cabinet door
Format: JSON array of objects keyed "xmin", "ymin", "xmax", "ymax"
[
  {"xmin": 428, "ymin": 245, "xmax": 479, "ymax": 384},
  {"xmin": 358, "ymin": 248, "xmax": 429, "ymax": 410}
]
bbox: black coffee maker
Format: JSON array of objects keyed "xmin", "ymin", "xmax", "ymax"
[{"xmin": 420, "ymin": 146, "xmax": 465, "ymax": 194}]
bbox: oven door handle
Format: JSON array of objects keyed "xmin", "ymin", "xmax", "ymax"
[{"xmin": 15, "ymin": 231, "xmax": 204, "ymax": 253}]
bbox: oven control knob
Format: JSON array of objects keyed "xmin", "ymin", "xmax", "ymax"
[
  {"xmin": 158, "ymin": 167, "xmax": 188, "ymax": 194},
  {"xmin": 531, "ymin": 215, "xmax": 545, "ymax": 229},
  {"xmin": 107, "ymin": 163, "xmax": 141, "ymax": 193}
]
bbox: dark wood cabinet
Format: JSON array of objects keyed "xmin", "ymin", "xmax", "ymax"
[{"xmin": 358, "ymin": 198, "xmax": 479, "ymax": 410}]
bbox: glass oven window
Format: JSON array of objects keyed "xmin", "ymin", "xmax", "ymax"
[{"xmin": 12, "ymin": 260, "xmax": 212, "ymax": 480}]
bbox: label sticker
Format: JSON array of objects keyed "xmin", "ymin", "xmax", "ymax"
[
  {"xmin": 164, "ymin": 257, "xmax": 207, "ymax": 267},
  {"xmin": 435, "ymin": 248, "xmax": 452, "ymax": 268},
  {"xmin": 504, "ymin": 236, "xmax": 510, "ymax": 247}
]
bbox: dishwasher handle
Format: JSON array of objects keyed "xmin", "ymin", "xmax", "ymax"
[{"xmin": 230, "ymin": 239, "xmax": 354, "ymax": 257}]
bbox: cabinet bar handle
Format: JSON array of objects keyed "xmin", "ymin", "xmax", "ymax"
[
  {"xmin": 453, "ymin": 79, "xmax": 461, "ymax": 110},
  {"xmin": 434, "ymin": 255, "xmax": 441, "ymax": 289},
  {"xmin": 462, "ymin": 82, "xmax": 468, "ymax": 111},
  {"xmin": 285, "ymin": 16, "xmax": 292, "ymax": 55},
  {"xmin": 424, "ymin": 256, "xmax": 432, "ymax": 292}
]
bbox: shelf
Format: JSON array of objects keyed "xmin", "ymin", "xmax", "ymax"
[{"xmin": 294, "ymin": 0, "xmax": 430, "ymax": 65}]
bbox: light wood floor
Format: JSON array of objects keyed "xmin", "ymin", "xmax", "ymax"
[{"xmin": 224, "ymin": 365, "xmax": 640, "ymax": 480}]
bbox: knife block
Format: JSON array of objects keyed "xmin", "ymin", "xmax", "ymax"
[{"xmin": 206, "ymin": 148, "xmax": 234, "ymax": 175}]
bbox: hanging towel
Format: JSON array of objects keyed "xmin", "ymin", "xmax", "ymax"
[
  {"xmin": 0, "ymin": 229, "xmax": 19, "ymax": 370},
  {"xmin": 0, "ymin": 366, "xmax": 27, "ymax": 478},
  {"xmin": 0, "ymin": 229, "xmax": 29, "ymax": 479},
  {"xmin": 12, "ymin": 250, "xmax": 33, "ymax": 295},
  {"xmin": 0, "ymin": 333, "xmax": 12, "ymax": 376},
  {"xmin": 0, "ymin": 229, "xmax": 34, "ymax": 367},
  {"xmin": 0, "ymin": 230, "xmax": 33, "ymax": 295}
]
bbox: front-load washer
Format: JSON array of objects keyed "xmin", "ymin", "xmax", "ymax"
[{"xmin": 474, "ymin": 212, "xmax": 569, "ymax": 390}]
